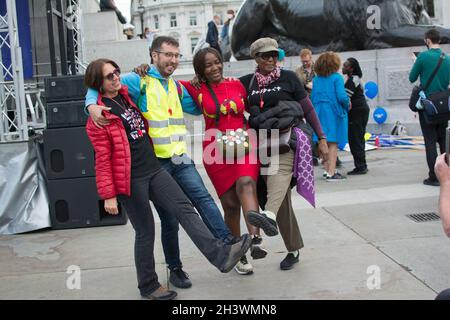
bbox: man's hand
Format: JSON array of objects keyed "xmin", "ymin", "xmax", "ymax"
[
  {"xmin": 435, "ymin": 154, "xmax": 450, "ymax": 185},
  {"xmin": 133, "ymin": 64, "xmax": 150, "ymax": 77},
  {"xmin": 87, "ymin": 104, "xmax": 110, "ymax": 128},
  {"xmin": 190, "ymin": 75, "xmax": 202, "ymax": 90},
  {"xmin": 318, "ymin": 139, "xmax": 329, "ymax": 161},
  {"xmin": 104, "ymin": 197, "xmax": 119, "ymax": 215}
]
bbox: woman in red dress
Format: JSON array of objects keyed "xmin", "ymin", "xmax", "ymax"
[{"xmin": 180, "ymin": 48, "xmax": 278, "ymax": 275}]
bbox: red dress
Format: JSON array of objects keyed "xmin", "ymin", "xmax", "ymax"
[{"xmin": 181, "ymin": 79, "xmax": 259, "ymax": 197}]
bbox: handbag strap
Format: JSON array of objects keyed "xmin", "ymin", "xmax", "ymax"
[
  {"xmin": 206, "ymin": 83, "xmax": 247, "ymax": 129},
  {"xmin": 423, "ymin": 52, "xmax": 445, "ymax": 91}
]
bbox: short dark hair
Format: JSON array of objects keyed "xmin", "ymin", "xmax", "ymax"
[
  {"xmin": 193, "ymin": 47, "xmax": 223, "ymax": 82},
  {"xmin": 425, "ymin": 28, "xmax": 440, "ymax": 44},
  {"xmin": 84, "ymin": 58, "xmax": 120, "ymax": 91},
  {"xmin": 150, "ymin": 36, "xmax": 179, "ymax": 55}
]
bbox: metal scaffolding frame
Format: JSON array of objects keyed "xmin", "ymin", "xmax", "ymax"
[
  {"xmin": 0, "ymin": 0, "xmax": 27, "ymax": 142},
  {"xmin": 0, "ymin": 0, "xmax": 86, "ymax": 143},
  {"xmin": 47, "ymin": 0, "xmax": 86, "ymax": 76},
  {"xmin": 68, "ymin": 0, "xmax": 87, "ymax": 74}
]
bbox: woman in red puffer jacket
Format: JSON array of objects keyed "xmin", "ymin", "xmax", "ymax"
[{"xmin": 84, "ymin": 59, "xmax": 251, "ymax": 301}]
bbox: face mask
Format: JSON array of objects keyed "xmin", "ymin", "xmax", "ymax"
[{"xmin": 227, "ymin": 14, "xmax": 234, "ymax": 19}]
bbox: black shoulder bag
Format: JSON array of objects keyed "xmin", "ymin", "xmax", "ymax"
[{"xmin": 409, "ymin": 52, "xmax": 445, "ymax": 112}]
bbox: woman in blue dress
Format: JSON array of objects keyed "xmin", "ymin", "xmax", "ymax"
[{"xmin": 311, "ymin": 52, "xmax": 350, "ymax": 181}]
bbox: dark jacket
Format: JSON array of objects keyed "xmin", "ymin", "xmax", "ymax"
[
  {"xmin": 206, "ymin": 21, "xmax": 219, "ymax": 48},
  {"xmin": 248, "ymin": 100, "xmax": 311, "ymax": 150},
  {"xmin": 248, "ymin": 101, "xmax": 303, "ymax": 130}
]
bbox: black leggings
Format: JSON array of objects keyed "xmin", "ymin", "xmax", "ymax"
[{"xmin": 118, "ymin": 168, "xmax": 230, "ymax": 296}]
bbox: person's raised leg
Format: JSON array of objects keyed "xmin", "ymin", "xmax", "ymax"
[
  {"xmin": 171, "ymin": 156, "xmax": 232, "ymax": 241},
  {"xmin": 149, "ymin": 169, "xmax": 251, "ymax": 273}
]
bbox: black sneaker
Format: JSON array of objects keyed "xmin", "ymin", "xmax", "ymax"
[
  {"xmin": 336, "ymin": 157, "xmax": 343, "ymax": 168},
  {"xmin": 280, "ymin": 251, "xmax": 300, "ymax": 270},
  {"xmin": 247, "ymin": 210, "xmax": 278, "ymax": 237},
  {"xmin": 326, "ymin": 172, "xmax": 346, "ymax": 182},
  {"xmin": 423, "ymin": 178, "xmax": 440, "ymax": 186},
  {"xmin": 347, "ymin": 168, "xmax": 368, "ymax": 175},
  {"xmin": 169, "ymin": 267, "xmax": 192, "ymax": 289},
  {"xmin": 250, "ymin": 235, "xmax": 268, "ymax": 260},
  {"xmin": 220, "ymin": 234, "xmax": 252, "ymax": 273},
  {"xmin": 142, "ymin": 286, "xmax": 177, "ymax": 300},
  {"xmin": 313, "ymin": 157, "xmax": 319, "ymax": 167}
]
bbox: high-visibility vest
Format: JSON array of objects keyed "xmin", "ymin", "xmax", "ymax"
[{"xmin": 139, "ymin": 76, "xmax": 187, "ymax": 158}]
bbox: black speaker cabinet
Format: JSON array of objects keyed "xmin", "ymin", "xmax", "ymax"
[
  {"xmin": 48, "ymin": 177, "xmax": 127, "ymax": 230},
  {"xmin": 46, "ymin": 100, "xmax": 88, "ymax": 128},
  {"xmin": 43, "ymin": 127, "xmax": 95, "ymax": 180},
  {"xmin": 44, "ymin": 75, "xmax": 87, "ymax": 102}
]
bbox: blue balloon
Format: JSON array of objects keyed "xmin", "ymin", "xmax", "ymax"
[
  {"xmin": 373, "ymin": 107, "xmax": 387, "ymax": 124},
  {"xmin": 278, "ymin": 48, "xmax": 286, "ymax": 61},
  {"xmin": 365, "ymin": 81, "xmax": 378, "ymax": 99}
]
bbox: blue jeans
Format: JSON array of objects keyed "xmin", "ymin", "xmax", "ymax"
[{"xmin": 156, "ymin": 154, "xmax": 232, "ymax": 270}]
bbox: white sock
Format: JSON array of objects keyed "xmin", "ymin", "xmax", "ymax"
[
  {"xmin": 262, "ymin": 210, "xmax": 276, "ymax": 221},
  {"xmin": 289, "ymin": 250, "xmax": 299, "ymax": 257}
]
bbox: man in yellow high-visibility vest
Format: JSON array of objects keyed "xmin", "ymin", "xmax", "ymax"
[{"xmin": 86, "ymin": 36, "xmax": 240, "ymax": 290}]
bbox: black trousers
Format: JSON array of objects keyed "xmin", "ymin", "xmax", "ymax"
[
  {"xmin": 348, "ymin": 107, "xmax": 370, "ymax": 170},
  {"xmin": 418, "ymin": 112, "xmax": 447, "ymax": 181},
  {"xmin": 118, "ymin": 168, "xmax": 230, "ymax": 296}
]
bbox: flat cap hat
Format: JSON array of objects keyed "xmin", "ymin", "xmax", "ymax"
[{"xmin": 250, "ymin": 37, "xmax": 279, "ymax": 58}]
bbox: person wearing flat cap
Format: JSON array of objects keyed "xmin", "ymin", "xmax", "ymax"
[{"xmin": 240, "ymin": 37, "xmax": 328, "ymax": 271}]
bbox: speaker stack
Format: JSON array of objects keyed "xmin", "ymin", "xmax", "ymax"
[{"xmin": 43, "ymin": 75, "xmax": 127, "ymax": 229}]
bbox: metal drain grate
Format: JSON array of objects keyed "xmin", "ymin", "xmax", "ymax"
[{"xmin": 407, "ymin": 212, "xmax": 441, "ymax": 223}]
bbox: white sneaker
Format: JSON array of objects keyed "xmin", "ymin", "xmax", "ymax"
[{"xmin": 234, "ymin": 255, "xmax": 254, "ymax": 275}]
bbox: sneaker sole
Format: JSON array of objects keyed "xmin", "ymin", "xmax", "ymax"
[
  {"xmin": 280, "ymin": 259, "xmax": 299, "ymax": 271},
  {"xmin": 169, "ymin": 279, "xmax": 192, "ymax": 289},
  {"xmin": 250, "ymin": 247, "xmax": 268, "ymax": 260},
  {"xmin": 247, "ymin": 213, "xmax": 278, "ymax": 237},
  {"xmin": 326, "ymin": 179, "xmax": 346, "ymax": 182},
  {"xmin": 234, "ymin": 267, "xmax": 254, "ymax": 275}
]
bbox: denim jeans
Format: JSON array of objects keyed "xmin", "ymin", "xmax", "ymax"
[
  {"xmin": 119, "ymin": 168, "xmax": 231, "ymax": 296},
  {"xmin": 156, "ymin": 154, "xmax": 232, "ymax": 270}
]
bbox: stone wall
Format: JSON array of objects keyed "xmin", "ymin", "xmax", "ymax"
[{"xmin": 219, "ymin": 44, "xmax": 450, "ymax": 135}]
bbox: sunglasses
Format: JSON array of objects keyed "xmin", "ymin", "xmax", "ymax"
[
  {"xmin": 104, "ymin": 68, "xmax": 121, "ymax": 81},
  {"xmin": 256, "ymin": 51, "xmax": 279, "ymax": 61}
]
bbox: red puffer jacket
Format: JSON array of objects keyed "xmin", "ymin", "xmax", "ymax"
[{"xmin": 85, "ymin": 86, "xmax": 149, "ymax": 200}]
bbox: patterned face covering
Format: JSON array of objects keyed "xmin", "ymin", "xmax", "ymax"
[{"xmin": 255, "ymin": 66, "xmax": 281, "ymax": 88}]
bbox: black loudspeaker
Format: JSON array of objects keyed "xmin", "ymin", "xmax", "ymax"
[
  {"xmin": 43, "ymin": 127, "xmax": 95, "ymax": 180},
  {"xmin": 44, "ymin": 75, "xmax": 87, "ymax": 102},
  {"xmin": 46, "ymin": 100, "xmax": 88, "ymax": 128},
  {"xmin": 48, "ymin": 177, "xmax": 127, "ymax": 230}
]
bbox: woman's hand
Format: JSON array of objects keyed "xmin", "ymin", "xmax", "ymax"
[
  {"xmin": 190, "ymin": 75, "xmax": 202, "ymax": 89},
  {"xmin": 104, "ymin": 197, "xmax": 119, "ymax": 215},
  {"xmin": 318, "ymin": 139, "xmax": 329, "ymax": 161},
  {"xmin": 133, "ymin": 64, "xmax": 150, "ymax": 77},
  {"xmin": 87, "ymin": 104, "xmax": 111, "ymax": 128}
]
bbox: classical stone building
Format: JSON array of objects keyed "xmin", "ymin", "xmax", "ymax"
[{"xmin": 130, "ymin": 0, "xmax": 242, "ymax": 60}]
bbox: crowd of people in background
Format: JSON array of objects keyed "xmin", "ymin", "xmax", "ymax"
[{"xmin": 83, "ymin": 25, "xmax": 450, "ymax": 300}]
